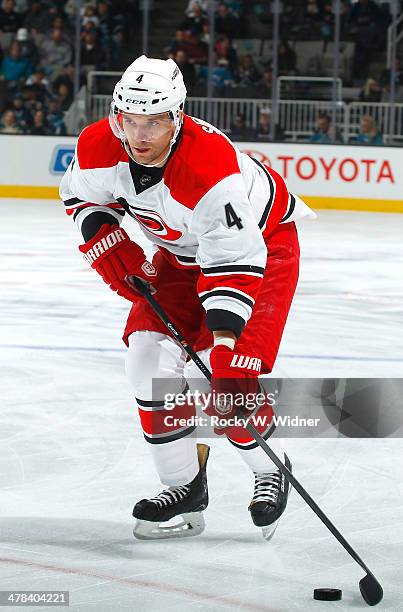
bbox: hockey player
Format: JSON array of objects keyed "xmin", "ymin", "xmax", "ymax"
[{"xmin": 60, "ymin": 55, "xmax": 314, "ymax": 540}]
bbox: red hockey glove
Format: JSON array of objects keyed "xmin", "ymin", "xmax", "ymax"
[
  {"xmin": 205, "ymin": 345, "xmax": 262, "ymax": 436},
  {"xmin": 79, "ymin": 224, "xmax": 157, "ymax": 302}
]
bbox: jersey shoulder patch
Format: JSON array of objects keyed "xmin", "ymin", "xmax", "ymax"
[
  {"xmin": 77, "ymin": 118, "xmax": 128, "ymax": 170},
  {"xmin": 164, "ymin": 115, "xmax": 240, "ymax": 209}
]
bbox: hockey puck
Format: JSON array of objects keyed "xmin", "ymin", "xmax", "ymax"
[{"xmin": 314, "ymin": 588, "xmax": 342, "ymax": 601}]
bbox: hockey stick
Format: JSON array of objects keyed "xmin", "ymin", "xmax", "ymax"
[{"xmin": 128, "ymin": 275, "xmax": 384, "ymax": 607}]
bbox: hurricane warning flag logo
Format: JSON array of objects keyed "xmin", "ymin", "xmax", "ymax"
[{"xmin": 129, "ymin": 206, "xmax": 183, "ymax": 241}]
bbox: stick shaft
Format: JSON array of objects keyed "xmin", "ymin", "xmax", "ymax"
[{"xmin": 130, "ymin": 276, "xmax": 381, "ymax": 591}]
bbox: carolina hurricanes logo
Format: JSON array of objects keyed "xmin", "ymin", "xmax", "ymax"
[{"xmin": 129, "ymin": 207, "xmax": 183, "ymax": 241}]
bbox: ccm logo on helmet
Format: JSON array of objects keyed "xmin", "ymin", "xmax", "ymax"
[
  {"xmin": 230, "ymin": 354, "xmax": 262, "ymax": 372},
  {"xmin": 83, "ymin": 229, "xmax": 126, "ymax": 264},
  {"xmin": 126, "ymin": 99, "xmax": 147, "ymax": 104}
]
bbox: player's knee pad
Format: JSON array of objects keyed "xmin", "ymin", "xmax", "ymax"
[{"xmin": 125, "ymin": 331, "xmax": 187, "ymax": 400}]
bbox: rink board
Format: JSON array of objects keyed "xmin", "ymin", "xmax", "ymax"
[{"xmin": 1, "ymin": 135, "xmax": 402, "ymax": 212}]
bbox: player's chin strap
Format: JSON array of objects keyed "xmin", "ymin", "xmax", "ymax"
[{"xmin": 126, "ymin": 274, "xmax": 384, "ymax": 608}]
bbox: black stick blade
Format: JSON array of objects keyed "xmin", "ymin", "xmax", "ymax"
[{"xmin": 359, "ymin": 573, "xmax": 383, "ymax": 606}]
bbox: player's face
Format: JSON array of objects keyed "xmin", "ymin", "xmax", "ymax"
[{"xmin": 120, "ymin": 111, "xmax": 175, "ymax": 165}]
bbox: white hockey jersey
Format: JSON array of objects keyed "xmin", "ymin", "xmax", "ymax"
[{"xmin": 60, "ymin": 114, "xmax": 314, "ymax": 336}]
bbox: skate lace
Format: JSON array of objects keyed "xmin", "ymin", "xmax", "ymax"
[
  {"xmin": 252, "ymin": 471, "xmax": 281, "ymax": 506},
  {"xmin": 149, "ymin": 485, "xmax": 190, "ymax": 509}
]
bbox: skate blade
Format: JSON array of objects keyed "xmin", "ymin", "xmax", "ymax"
[
  {"xmin": 133, "ymin": 512, "xmax": 205, "ymax": 540},
  {"xmin": 261, "ymin": 519, "xmax": 279, "ymax": 541}
]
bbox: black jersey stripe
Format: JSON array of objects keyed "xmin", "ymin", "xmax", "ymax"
[
  {"xmin": 73, "ymin": 207, "xmax": 124, "ymax": 221},
  {"xmin": 251, "ymin": 157, "xmax": 275, "ymax": 229},
  {"xmin": 144, "ymin": 426, "xmax": 196, "ymax": 444},
  {"xmin": 199, "ymin": 289, "xmax": 254, "ymax": 309},
  {"xmin": 205, "ymin": 309, "xmax": 246, "ymax": 338},
  {"xmin": 281, "ymin": 194, "xmax": 296, "ymax": 223},
  {"xmin": 136, "ymin": 397, "xmax": 166, "ymax": 409},
  {"xmin": 176, "ymin": 254, "xmax": 197, "ymax": 263},
  {"xmin": 64, "ymin": 197, "xmax": 84, "ymax": 207},
  {"xmin": 201, "ymin": 264, "xmax": 265, "ymax": 276}
]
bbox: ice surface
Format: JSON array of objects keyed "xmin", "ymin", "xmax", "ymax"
[{"xmin": 0, "ymin": 200, "xmax": 402, "ymax": 611}]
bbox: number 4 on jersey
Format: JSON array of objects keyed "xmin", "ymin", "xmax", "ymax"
[{"xmin": 225, "ymin": 203, "xmax": 243, "ymax": 230}]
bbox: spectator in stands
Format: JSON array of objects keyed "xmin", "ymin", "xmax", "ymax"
[
  {"xmin": 309, "ymin": 113, "xmax": 342, "ymax": 144},
  {"xmin": 175, "ymin": 50, "xmax": 196, "ymax": 94},
  {"xmin": 55, "ymin": 81, "xmax": 73, "ymax": 112},
  {"xmin": 200, "ymin": 21, "xmax": 210, "ymax": 45},
  {"xmin": 215, "ymin": 3, "xmax": 241, "ymax": 38},
  {"xmin": 11, "ymin": 92, "xmax": 30, "ymax": 128},
  {"xmin": 304, "ymin": 0, "xmax": 321, "ymax": 23},
  {"xmin": 353, "ymin": 115, "xmax": 382, "ymax": 145},
  {"xmin": 380, "ymin": 57, "xmax": 403, "ymax": 88},
  {"xmin": 97, "ymin": 1, "xmax": 113, "ymax": 42},
  {"xmin": 179, "ymin": 32, "xmax": 208, "ymax": 65},
  {"xmin": 29, "ymin": 108, "xmax": 49, "ymax": 134},
  {"xmin": 109, "ymin": 24, "xmax": 126, "ymax": 70},
  {"xmin": 51, "ymin": 15, "xmax": 70, "ymax": 35},
  {"xmin": 25, "ymin": 2, "xmax": 54, "ymax": 34},
  {"xmin": 21, "ymin": 89, "xmax": 43, "ymax": 117},
  {"xmin": 166, "ymin": 29, "xmax": 186, "ymax": 56},
  {"xmin": 381, "ymin": 82, "xmax": 403, "ymax": 103},
  {"xmin": 82, "ymin": 4, "xmax": 99, "ymax": 30},
  {"xmin": 39, "ymin": 28, "xmax": 72, "ymax": 76},
  {"xmin": 180, "ymin": 2, "xmax": 207, "ymax": 36},
  {"xmin": 81, "ymin": 30, "xmax": 106, "ymax": 70},
  {"xmin": 236, "ymin": 54, "xmax": 260, "ymax": 87},
  {"xmin": 46, "ymin": 97, "xmax": 66, "ymax": 135},
  {"xmin": 25, "ymin": 66, "xmax": 51, "ymax": 102},
  {"xmin": 0, "ymin": 41, "xmax": 32, "ymax": 86},
  {"xmin": 277, "ymin": 40, "xmax": 297, "ymax": 75},
  {"xmin": 226, "ymin": 1, "xmax": 242, "ymax": 18},
  {"xmin": 255, "ymin": 68, "xmax": 273, "ymax": 98},
  {"xmin": 0, "ymin": 108, "xmax": 22, "ymax": 132},
  {"xmin": 359, "ymin": 78, "xmax": 382, "ymax": 103},
  {"xmin": 0, "ymin": 0, "xmax": 21, "ymax": 33},
  {"xmin": 52, "ymin": 67, "xmax": 74, "ymax": 95},
  {"xmin": 253, "ymin": 107, "xmax": 285, "ymax": 142},
  {"xmin": 319, "ymin": 3, "xmax": 335, "ymax": 41},
  {"xmin": 351, "ymin": 0, "xmax": 385, "ymax": 76},
  {"xmin": 350, "ymin": 0, "xmax": 379, "ymax": 29},
  {"xmin": 186, "ymin": 0, "xmax": 208, "ymax": 17},
  {"xmin": 199, "ymin": 57, "xmax": 234, "ymax": 91},
  {"xmin": 229, "ymin": 113, "xmax": 254, "ymax": 141},
  {"xmin": 81, "ymin": 19, "xmax": 97, "ymax": 39},
  {"xmin": 167, "ymin": 30, "xmax": 208, "ymax": 64},
  {"xmin": 341, "ymin": 0, "xmax": 352, "ymax": 24},
  {"xmin": 215, "ymin": 35, "xmax": 238, "ymax": 74},
  {"xmin": 13, "ymin": 0, "xmax": 27, "ymax": 10},
  {"xmin": 15, "ymin": 27, "xmax": 39, "ymax": 66}
]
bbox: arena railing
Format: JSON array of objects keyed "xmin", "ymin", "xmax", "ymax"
[{"xmin": 86, "ymin": 73, "xmax": 403, "ymax": 144}]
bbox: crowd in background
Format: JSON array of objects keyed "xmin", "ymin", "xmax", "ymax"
[
  {"xmin": 166, "ymin": 1, "xmax": 400, "ymax": 94},
  {"xmin": 164, "ymin": 0, "xmax": 402, "ymax": 144},
  {"xmin": 0, "ymin": 0, "xmax": 138, "ymax": 135},
  {"xmin": 0, "ymin": 0, "xmax": 402, "ymax": 143}
]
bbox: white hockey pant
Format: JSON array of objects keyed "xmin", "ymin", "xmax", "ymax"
[{"xmin": 126, "ymin": 331, "xmax": 286, "ymax": 486}]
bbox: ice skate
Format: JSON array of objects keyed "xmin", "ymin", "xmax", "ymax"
[
  {"xmin": 249, "ymin": 454, "xmax": 292, "ymax": 541},
  {"xmin": 133, "ymin": 444, "xmax": 209, "ymax": 540}
]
